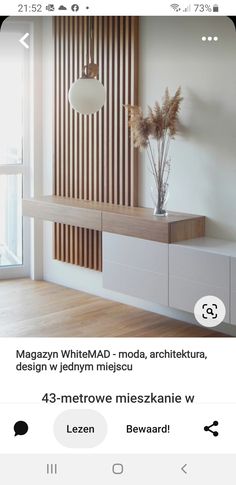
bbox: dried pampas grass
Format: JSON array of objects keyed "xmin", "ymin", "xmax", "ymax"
[
  {"xmin": 125, "ymin": 87, "xmax": 183, "ymax": 146},
  {"xmin": 124, "ymin": 87, "xmax": 183, "ymax": 215}
]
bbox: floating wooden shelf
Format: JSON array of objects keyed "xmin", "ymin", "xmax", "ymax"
[
  {"xmin": 23, "ymin": 196, "xmax": 102, "ymax": 231},
  {"xmin": 23, "ymin": 196, "xmax": 205, "ymax": 244}
]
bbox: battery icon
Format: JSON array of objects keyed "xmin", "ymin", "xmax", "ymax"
[{"xmin": 213, "ymin": 4, "xmax": 219, "ymax": 12}]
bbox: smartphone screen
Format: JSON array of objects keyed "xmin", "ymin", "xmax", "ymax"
[{"xmin": 0, "ymin": 1, "xmax": 236, "ymax": 483}]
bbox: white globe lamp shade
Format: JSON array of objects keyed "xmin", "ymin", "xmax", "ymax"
[{"xmin": 68, "ymin": 78, "xmax": 106, "ymax": 115}]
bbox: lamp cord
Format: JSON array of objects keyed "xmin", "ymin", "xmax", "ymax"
[
  {"xmin": 89, "ymin": 16, "xmax": 94, "ymax": 64},
  {"xmin": 83, "ymin": 16, "xmax": 98, "ymax": 79}
]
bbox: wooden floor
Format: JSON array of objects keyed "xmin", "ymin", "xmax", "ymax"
[{"xmin": 0, "ymin": 279, "xmax": 227, "ymax": 337}]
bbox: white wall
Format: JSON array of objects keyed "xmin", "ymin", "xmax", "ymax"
[
  {"xmin": 41, "ymin": 17, "xmax": 236, "ymax": 334},
  {"xmin": 139, "ymin": 17, "xmax": 236, "ymax": 240}
]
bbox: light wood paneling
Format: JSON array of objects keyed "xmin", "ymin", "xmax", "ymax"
[
  {"xmin": 54, "ymin": 17, "xmax": 139, "ymax": 271},
  {"xmin": 0, "ymin": 280, "xmax": 227, "ymax": 337}
]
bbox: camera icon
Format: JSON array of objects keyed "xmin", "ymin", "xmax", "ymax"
[{"xmin": 194, "ymin": 296, "xmax": 226, "ymax": 327}]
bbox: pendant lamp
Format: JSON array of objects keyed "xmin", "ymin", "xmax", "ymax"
[{"xmin": 68, "ymin": 17, "xmax": 106, "ymax": 115}]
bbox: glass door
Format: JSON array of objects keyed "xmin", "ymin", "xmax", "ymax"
[{"xmin": 0, "ymin": 32, "xmax": 30, "ymax": 278}]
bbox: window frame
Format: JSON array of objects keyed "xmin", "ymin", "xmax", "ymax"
[{"xmin": 0, "ymin": 21, "xmax": 32, "ymax": 279}]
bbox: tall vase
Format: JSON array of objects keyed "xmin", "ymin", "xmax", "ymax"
[{"xmin": 151, "ymin": 184, "xmax": 168, "ymax": 217}]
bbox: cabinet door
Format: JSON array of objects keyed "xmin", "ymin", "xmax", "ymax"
[
  {"xmin": 103, "ymin": 233, "xmax": 168, "ymax": 306},
  {"xmin": 169, "ymin": 245, "xmax": 230, "ymax": 322},
  {"xmin": 231, "ymin": 257, "xmax": 236, "ymax": 325}
]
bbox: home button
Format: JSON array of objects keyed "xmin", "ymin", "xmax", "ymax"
[{"xmin": 112, "ymin": 463, "xmax": 124, "ymax": 475}]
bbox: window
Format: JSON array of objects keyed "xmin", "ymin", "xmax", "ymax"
[{"xmin": 0, "ymin": 30, "xmax": 30, "ymax": 276}]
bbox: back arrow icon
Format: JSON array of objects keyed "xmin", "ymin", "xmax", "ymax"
[
  {"xmin": 19, "ymin": 33, "xmax": 30, "ymax": 49},
  {"xmin": 181, "ymin": 464, "xmax": 187, "ymax": 474}
]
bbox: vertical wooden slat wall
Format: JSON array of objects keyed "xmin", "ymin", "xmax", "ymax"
[{"xmin": 54, "ymin": 16, "xmax": 139, "ymax": 271}]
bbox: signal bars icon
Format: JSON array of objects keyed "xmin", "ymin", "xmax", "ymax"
[{"xmin": 183, "ymin": 4, "xmax": 191, "ymax": 12}]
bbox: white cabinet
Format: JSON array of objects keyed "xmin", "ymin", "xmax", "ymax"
[
  {"xmin": 103, "ymin": 232, "xmax": 168, "ymax": 306},
  {"xmin": 231, "ymin": 257, "xmax": 236, "ymax": 325},
  {"xmin": 169, "ymin": 244, "xmax": 230, "ymax": 323},
  {"xmin": 103, "ymin": 233, "xmax": 236, "ymax": 326}
]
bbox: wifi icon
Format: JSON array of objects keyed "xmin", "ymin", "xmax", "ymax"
[{"xmin": 170, "ymin": 3, "xmax": 181, "ymax": 11}]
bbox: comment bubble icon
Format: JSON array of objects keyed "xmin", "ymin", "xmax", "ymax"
[{"xmin": 14, "ymin": 421, "xmax": 29, "ymax": 437}]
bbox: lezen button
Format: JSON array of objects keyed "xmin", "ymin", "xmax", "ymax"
[{"xmin": 54, "ymin": 410, "xmax": 107, "ymax": 448}]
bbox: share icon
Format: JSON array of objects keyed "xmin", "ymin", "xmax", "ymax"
[{"xmin": 204, "ymin": 420, "xmax": 219, "ymax": 437}]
